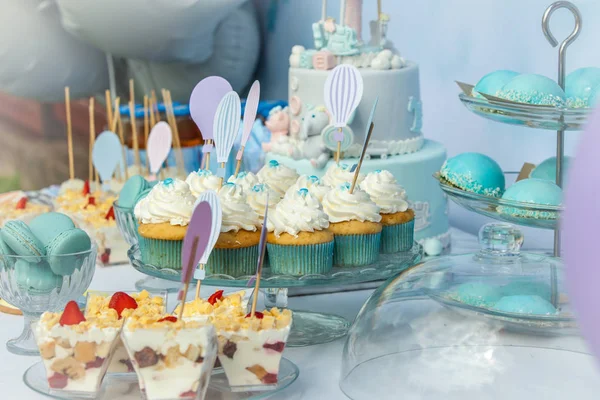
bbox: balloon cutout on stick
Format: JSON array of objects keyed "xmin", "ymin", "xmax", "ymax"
[
  {"xmin": 350, "ymin": 97, "xmax": 378, "ymax": 193},
  {"xmin": 189, "ymin": 77, "xmax": 233, "ymax": 170},
  {"xmin": 324, "ymin": 64, "xmax": 364, "ymax": 164},
  {"xmin": 564, "ymin": 107, "xmax": 600, "ymax": 367},
  {"xmin": 213, "ymin": 91, "xmax": 242, "ymax": 182},
  {"xmin": 235, "ymin": 80, "xmax": 260, "ymax": 177},
  {"xmin": 92, "ymin": 131, "xmax": 123, "ymax": 189},
  {"xmin": 177, "ymin": 201, "xmax": 213, "ymax": 318},
  {"xmin": 146, "ymin": 121, "xmax": 173, "ymax": 180},
  {"xmin": 249, "ymin": 194, "xmax": 269, "ymax": 317},
  {"xmin": 193, "ymin": 190, "xmax": 222, "ymax": 299}
]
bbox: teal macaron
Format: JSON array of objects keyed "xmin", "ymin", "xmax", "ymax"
[
  {"xmin": 118, "ymin": 175, "xmax": 149, "ymax": 208},
  {"xmin": 0, "ymin": 220, "xmax": 46, "ymax": 262},
  {"xmin": 29, "ymin": 212, "xmax": 76, "ymax": 247},
  {"xmin": 46, "ymin": 228, "xmax": 92, "ymax": 276},
  {"xmin": 14, "ymin": 259, "xmax": 62, "ymax": 294},
  {"xmin": 0, "ymin": 232, "xmax": 15, "ymax": 256},
  {"xmin": 133, "ymin": 188, "xmax": 152, "ymax": 206}
]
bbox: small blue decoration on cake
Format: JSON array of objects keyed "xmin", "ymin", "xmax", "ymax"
[
  {"xmin": 449, "ymin": 282, "xmax": 502, "ymax": 308},
  {"xmin": 298, "ymin": 188, "xmax": 309, "ymax": 196},
  {"xmin": 340, "ymin": 182, "xmax": 351, "ymax": 191},
  {"xmin": 163, "ymin": 178, "xmax": 174, "ymax": 185},
  {"xmin": 252, "ymin": 183, "xmax": 266, "ymax": 192},
  {"xmin": 300, "ymin": 49, "xmax": 317, "ymax": 69},
  {"xmin": 497, "ymin": 74, "xmax": 566, "ymax": 106},
  {"xmin": 440, "ymin": 152, "xmax": 505, "ymax": 197},
  {"xmin": 269, "ymin": 160, "xmax": 280, "ymax": 167},
  {"xmin": 498, "ymin": 178, "xmax": 562, "ymax": 219},
  {"xmin": 196, "ymin": 169, "xmax": 212, "ymax": 176},
  {"xmin": 407, "ymin": 96, "xmax": 423, "ymax": 133},
  {"xmin": 529, "ymin": 156, "xmax": 572, "ymax": 183},
  {"xmin": 492, "ymin": 295, "xmax": 557, "ymax": 315},
  {"xmin": 472, "ymin": 70, "xmax": 520, "ymax": 99},
  {"xmin": 565, "ymin": 67, "xmax": 600, "ymax": 107}
]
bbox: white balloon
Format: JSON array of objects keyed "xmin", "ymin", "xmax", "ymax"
[{"xmin": 0, "ymin": 0, "xmax": 108, "ymax": 102}]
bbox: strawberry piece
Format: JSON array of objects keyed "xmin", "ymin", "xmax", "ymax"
[
  {"xmin": 48, "ymin": 373, "xmax": 69, "ymax": 389},
  {"xmin": 15, "ymin": 197, "xmax": 27, "ymax": 210},
  {"xmin": 207, "ymin": 290, "xmax": 224, "ymax": 305},
  {"xmin": 100, "ymin": 249, "xmax": 111, "ymax": 264},
  {"xmin": 180, "ymin": 390, "xmax": 197, "ymax": 398},
  {"xmin": 108, "ymin": 292, "xmax": 138, "ymax": 319},
  {"xmin": 105, "ymin": 206, "xmax": 115, "ymax": 220},
  {"xmin": 59, "ymin": 301, "xmax": 86, "ymax": 326},
  {"xmin": 263, "ymin": 341, "xmax": 285, "ymax": 353},
  {"xmin": 82, "ymin": 180, "xmax": 90, "ymax": 195},
  {"xmin": 158, "ymin": 316, "xmax": 177, "ymax": 323},
  {"xmin": 262, "ymin": 373, "xmax": 278, "ymax": 384},
  {"xmin": 85, "ymin": 357, "xmax": 105, "ymax": 369},
  {"xmin": 85, "ymin": 196, "xmax": 96, "ymax": 209},
  {"xmin": 246, "ymin": 311, "xmax": 264, "ymax": 319}
]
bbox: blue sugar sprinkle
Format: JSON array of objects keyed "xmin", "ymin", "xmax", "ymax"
[
  {"xmin": 252, "ymin": 184, "xmax": 266, "ymax": 192},
  {"xmin": 196, "ymin": 169, "xmax": 211, "ymax": 176},
  {"xmin": 375, "ymin": 169, "xmax": 382, "ymax": 173},
  {"xmin": 308, "ymin": 175, "xmax": 319, "ymax": 183},
  {"xmin": 238, "ymin": 171, "xmax": 248, "ymax": 178},
  {"xmin": 163, "ymin": 178, "xmax": 174, "ymax": 185},
  {"xmin": 298, "ymin": 188, "xmax": 309, "ymax": 196},
  {"xmin": 341, "ymin": 182, "xmax": 351, "ymax": 190},
  {"xmin": 269, "ymin": 160, "xmax": 280, "ymax": 167}
]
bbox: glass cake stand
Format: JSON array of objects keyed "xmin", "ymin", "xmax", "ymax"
[
  {"xmin": 128, "ymin": 244, "xmax": 423, "ymax": 347},
  {"xmin": 24, "ymin": 358, "xmax": 299, "ymax": 400},
  {"xmin": 434, "ymin": 173, "xmax": 562, "ymax": 230}
]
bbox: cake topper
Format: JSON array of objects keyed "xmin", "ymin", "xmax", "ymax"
[
  {"xmin": 350, "ymin": 97, "xmax": 378, "ymax": 193},
  {"xmin": 143, "ymin": 95, "xmax": 150, "ymax": 174},
  {"xmin": 92, "ymin": 131, "xmax": 123, "ymax": 188},
  {"xmin": 162, "ymin": 89, "xmax": 185, "ymax": 177},
  {"xmin": 249, "ymin": 195, "xmax": 269, "ymax": 317},
  {"xmin": 324, "ymin": 64, "xmax": 364, "ymax": 163},
  {"xmin": 178, "ymin": 200, "xmax": 212, "ymax": 317},
  {"xmin": 129, "ymin": 101, "xmax": 141, "ymax": 171},
  {"xmin": 109, "ymin": 97, "xmax": 129, "ymax": 181},
  {"xmin": 146, "ymin": 121, "xmax": 173, "ymax": 180},
  {"xmin": 193, "ymin": 190, "xmax": 223, "ymax": 299},
  {"xmin": 189, "ymin": 77, "xmax": 233, "ymax": 169},
  {"xmin": 65, "ymin": 87, "xmax": 75, "ymax": 180},
  {"xmin": 213, "ymin": 91, "xmax": 242, "ymax": 182},
  {"xmin": 235, "ymin": 80, "xmax": 260, "ymax": 177},
  {"xmin": 88, "ymin": 97, "xmax": 97, "ymax": 186}
]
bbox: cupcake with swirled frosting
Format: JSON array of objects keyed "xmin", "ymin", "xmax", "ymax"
[
  {"xmin": 185, "ymin": 169, "xmax": 221, "ymax": 197},
  {"xmin": 267, "ymin": 188, "xmax": 334, "ymax": 275},
  {"xmin": 134, "ymin": 178, "xmax": 196, "ymax": 269},
  {"xmin": 257, "ymin": 160, "xmax": 299, "ymax": 196},
  {"xmin": 285, "ymin": 175, "xmax": 330, "ymax": 202},
  {"xmin": 227, "ymin": 171, "xmax": 260, "ymax": 193},
  {"xmin": 322, "ymin": 163, "xmax": 365, "ymax": 188},
  {"xmin": 247, "ymin": 183, "xmax": 282, "ymax": 218},
  {"xmin": 322, "ymin": 183, "xmax": 382, "ymax": 266},
  {"xmin": 360, "ymin": 170, "xmax": 414, "ymax": 253},
  {"xmin": 205, "ymin": 183, "xmax": 261, "ymax": 277}
]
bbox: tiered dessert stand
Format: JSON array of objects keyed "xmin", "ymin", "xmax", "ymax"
[{"xmin": 441, "ymin": 1, "xmax": 591, "ymax": 258}]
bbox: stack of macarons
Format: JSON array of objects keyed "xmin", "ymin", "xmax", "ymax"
[{"xmin": 0, "ymin": 213, "xmax": 92, "ymax": 294}]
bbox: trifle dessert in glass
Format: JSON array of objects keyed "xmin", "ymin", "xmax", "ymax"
[{"xmin": 172, "ymin": 290, "xmax": 248, "ymax": 323}]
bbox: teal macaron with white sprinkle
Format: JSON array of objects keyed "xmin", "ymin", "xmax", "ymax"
[{"xmin": 440, "ymin": 152, "xmax": 505, "ymax": 197}]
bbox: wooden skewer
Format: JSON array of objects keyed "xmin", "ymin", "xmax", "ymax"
[
  {"xmin": 151, "ymin": 90, "xmax": 160, "ymax": 122},
  {"xmin": 336, "ymin": 139, "xmax": 342, "ymax": 164},
  {"xmin": 162, "ymin": 90, "xmax": 185, "ymax": 175},
  {"xmin": 149, "ymin": 96, "xmax": 157, "ymax": 128},
  {"xmin": 349, "ymin": 122, "xmax": 374, "ymax": 194},
  {"xmin": 129, "ymin": 79, "xmax": 135, "ymax": 106},
  {"xmin": 203, "ymin": 140, "xmax": 212, "ymax": 170},
  {"xmin": 234, "ymin": 146, "xmax": 244, "ymax": 177},
  {"xmin": 88, "ymin": 98, "xmax": 95, "ymax": 183},
  {"xmin": 65, "ymin": 87, "xmax": 74, "ymax": 180},
  {"xmin": 377, "ymin": 0, "xmax": 382, "ymax": 19},
  {"xmin": 105, "ymin": 90, "xmax": 113, "ymax": 130},
  {"xmin": 250, "ymin": 268, "xmax": 261, "ymax": 317},
  {"xmin": 144, "ymin": 95, "xmax": 150, "ymax": 174},
  {"xmin": 194, "ymin": 264, "xmax": 205, "ymax": 300},
  {"xmin": 218, "ymin": 162, "xmax": 226, "ymax": 187},
  {"xmin": 112, "ymin": 98, "xmax": 129, "ymax": 180},
  {"xmin": 178, "ymin": 237, "xmax": 199, "ymax": 320},
  {"xmin": 130, "ymin": 101, "xmax": 141, "ymax": 170}
]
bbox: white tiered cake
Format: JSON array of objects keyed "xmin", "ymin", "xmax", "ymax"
[{"xmin": 263, "ymin": 1, "xmax": 450, "ymax": 248}]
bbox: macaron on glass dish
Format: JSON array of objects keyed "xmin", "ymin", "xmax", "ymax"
[
  {"xmin": 565, "ymin": 67, "xmax": 600, "ymax": 107},
  {"xmin": 497, "ymin": 73, "xmax": 566, "ymax": 106},
  {"xmin": 440, "ymin": 152, "xmax": 505, "ymax": 197},
  {"xmin": 497, "ymin": 178, "xmax": 562, "ymax": 219},
  {"xmin": 471, "ymin": 70, "xmax": 520, "ymax": 98},
  {"xmin": 0, "ymin": 213, "xmax": 96, "ymax": 355},
  {"xmin": 529, "ymin": 156, "xmax": 572, "ymax": 183}
]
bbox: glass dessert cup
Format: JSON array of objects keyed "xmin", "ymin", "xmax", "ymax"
[
  {"xmin": 340, "ymin": 223, "xmax": 600, "ymax": 400},
  {"xmin": 113, "ymin": 201, "xmax": 138, "ymax": 247},
  {"xmin": 0, "ymin": 245, "xmax": 97, "ymax": 355}
]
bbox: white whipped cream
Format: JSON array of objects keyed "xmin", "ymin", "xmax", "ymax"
[
  {"xmin": 360, "ymin": 170, "xmax": 409, "ymax": 214},
  {"xmin": 322, "ymin": 184, "xmax": 381, "ymax": 223},
  {"xmin": 227, "ymin": 171, "xmax": 260, "ymax": 194},
  {"xmin": 268, "ymin": 189, "xmax": 329, "ymax": 237},
  {"xmin": 286, "ymin": 175, "xmax": 330, "ymax": 202},
  {"xmin": 134, "ymin": 178, "xmax": 195, "ymax": 226},
  {"xmin": 185, "ymin": 169, "xmax": 221, "ymax": 197},
  {"xmin": 257, "ymin": 160, "xmax": 299, "ymax": 195},
  {"xmin": 58, "ymin": 178, "xmax": 100, "ymax": 195},
  {"xmin": 322, "ymin": 163, "xmax": 364, "ymax": 188},
  {"xmin": 219, "ymin": 183, "xmax": 260, "ymax": 232},
  {"xmin": 247, "ymin": 184, "xmax": 282, "ymax": 218}
]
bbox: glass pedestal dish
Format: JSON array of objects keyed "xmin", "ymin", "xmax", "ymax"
[
  {"xmin": 340, "ymin": 223, "xmax": 600, "ymax": 399},
  {"xmin": 128, "ymin": 244, "xmax": 423, "ymax": 346}
]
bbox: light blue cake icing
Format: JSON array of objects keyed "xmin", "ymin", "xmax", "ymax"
[
  {"xmin": 492, "ymin": 295, "xmax": 557, "ymax": 315},
  {"xmin": 498, "ymin": 178, "xmax": 562, "ymax": 219},
  {"xmin": 440, "ymin": 152, "xmax": 505, "ymax": 197},
  {"xmin": 497, "ymin": 74, "xmax": 566, "ymax": 106},
  {"xmin": 265, "ymin": 140, "xmax": 450, "ymax": 247},
  {"xmin": 529, "ymin": 156, "xmax": 572, "ymax": 183},
  {"xmin": 565, "ymin": 67, "xmax": 600, "ymax": 107},
  {"xmin": 449, "ymin": 282, "xmax": 502, "ymax": 308},
  {"xmin": 501, "ymin": 281, "xmax": 552, "ymax": 302},
  {"xmin": 472, "ymin": 70, "xmax": 520, "ymax": 98},
  {"xmin": 588, "ymin": 84, "xmax": 600, "ymax": 107}
]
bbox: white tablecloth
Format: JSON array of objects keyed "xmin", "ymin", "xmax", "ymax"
[{"xmin": 0, "ymin": 228, "xmax": 480, "ymax": 399}]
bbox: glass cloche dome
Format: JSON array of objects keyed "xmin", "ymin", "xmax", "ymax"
[{"xmin": 340, "ymin": 223, "xmax": 600, "ymax": 400}]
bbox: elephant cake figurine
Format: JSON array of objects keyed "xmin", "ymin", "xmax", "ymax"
[{"xmin": 291, "ymin": 106, "xmax": 332, "ymax": 169}]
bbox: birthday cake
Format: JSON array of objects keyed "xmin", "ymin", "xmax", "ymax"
[{"xmin": 263, "ymin": 1, "xmax": 449, "ymax": 247}]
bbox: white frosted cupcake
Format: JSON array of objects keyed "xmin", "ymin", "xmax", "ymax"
[
  {"xmin": 257, "ymin": 160, "xmax": 299, "ymax": 196},
  {"xmin": 360, "ymin": 170, "xmax": 414, "ymax": 252},
  {"xmin": 267, "ymin": 188, "xmax": 333, "ymax": 275},
  {"xmin": 322, "ymin": 163, "xmax": 365, "ymax": 188},
  {"xmin": 247, "ymin": 183, "xmax": 282, "ymax": 218},
  {"xmin": 286, "ymin": 175, "xmax": 330, "ymax": 202},
  {"xmin": 185, "ymin": 169, "xmax": 221, "ymax": 197},
  {"xmin": 322, "ymin": 183, "xmax": 382, "ymax": 266},
  {"xmin": 206, "ymin": 183, "xmax": 261, "ymax": 277},
  {"xmin": 227, "ymin": 171, "xmax": 260, "ymax": 193}
]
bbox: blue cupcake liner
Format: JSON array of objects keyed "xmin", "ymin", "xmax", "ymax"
[
  {"xmin": 333, "ymin": 233, "xmax": 381, "ymax": 267},
  {"xmin": 267, "ymin": 241, "xmax": 334, "ymax": 276},
  {"xmin": 205, "ymin": 246, "xmax": 258, "ymax": 278},
  {"xmin": 381, "ymin": 219, "xmax": 414, "ymax": 253},
  {"xmin": 137, "ymin": 236, "xmax": 182, "ymax": 270}
]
